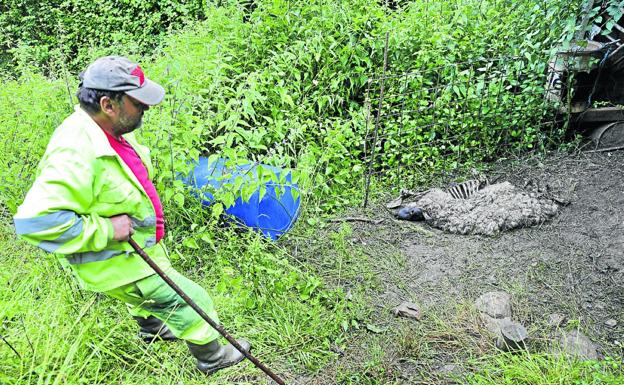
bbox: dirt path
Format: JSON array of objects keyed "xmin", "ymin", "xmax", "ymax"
[{"xmin": 310, "ymin": 151, "xmax": 624, "ymax": 384}]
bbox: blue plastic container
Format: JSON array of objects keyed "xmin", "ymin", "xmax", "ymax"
[{"xmin": 183, "ymin": 157, "xmax": 301, "ymax": 240}]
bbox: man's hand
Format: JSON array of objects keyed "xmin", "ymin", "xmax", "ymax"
[{"xmin": 110, "ymin": 214, "xmax": 134, "ymax": 241}]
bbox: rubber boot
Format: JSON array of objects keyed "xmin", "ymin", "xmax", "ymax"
[
  {"xmin": 133, "ymin": 316, "xmax": 178, "ymax": 342},
  {"xmin": 187, "ymin": 339, "xmax": 251, "ymax": 375}
]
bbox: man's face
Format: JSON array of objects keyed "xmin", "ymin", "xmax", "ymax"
[{"xmin": 112, "ymin": 95, "xmax": 149, "ymax": 136}]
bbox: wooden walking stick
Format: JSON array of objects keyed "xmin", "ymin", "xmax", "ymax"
[{"xmin": 128, "ymin": 237, "xmax": 286, "ymax": 385}]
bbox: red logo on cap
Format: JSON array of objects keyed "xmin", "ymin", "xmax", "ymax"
[{"xmin": 131, "ymin": 65, "xmax": 145, "ymax": 86}]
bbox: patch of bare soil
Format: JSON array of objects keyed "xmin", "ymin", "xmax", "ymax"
[{"xmin": 312, "ymin": 151, "xmax": 624, "ymax": 384}]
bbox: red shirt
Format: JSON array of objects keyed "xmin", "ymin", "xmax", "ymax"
[{"xmin": 104, "ymin": 131, "xmax": 165, "ymax": 242}]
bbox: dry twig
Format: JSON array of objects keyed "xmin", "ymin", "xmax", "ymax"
[
  {"xmin": 586, "ymin": 145, "xmax": 624, "ymax": 153},
  {"xmin": 328, "ymin": 217, "xmax": 386, "ymax": 225}
]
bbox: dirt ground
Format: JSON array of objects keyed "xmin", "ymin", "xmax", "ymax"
[{"xmin": 310, "ymin": 150, "xmax": 624, "ymax": 384}]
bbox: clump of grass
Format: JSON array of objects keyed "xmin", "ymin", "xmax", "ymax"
[{"xmin": 463, "ymin": 353, "xmax": 624, "ymax": 385}]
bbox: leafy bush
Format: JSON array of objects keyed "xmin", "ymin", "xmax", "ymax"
[
  {"xmin": 133, "ymin": 1, "xmax": 581, "ymax": 212},
  {"xmin": 1, "ymin": 1, "xmax": 586, "ymax": 216},
  {"xmin": 0, "ymin": 73, "xmax": 71, "ymax": 216},
  {"xmin": 0, "ymin": 0, "xmax": 207, "ymax": 74},
  {"xmin": 0, "ymin": 0, "xmax": 589, "ymax": 217}
]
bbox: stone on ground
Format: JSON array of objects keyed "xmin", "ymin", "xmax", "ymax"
[
  {"xmin": 548, "ymin": 313, "xmax": 566, "ymax": 328},
  {"xmin": 435, "ymin": 363, "xmax": 464, "ymax": 380},
  {"xmin": 393, "ymin": 301, "xmax": 422, "ymax": 320},
  {"xmin": 557, "ymin": 330, "xmax": 599, "ymax": 360},
  {"xmin": 496, "ymin": 319, "xmax": 529, "ymax": 351},
  {"xmin": 481, "ymin": 314, "xmax": 511, "ymax": 335},
  {"xmin": 475, "ymin": 291, "xmax": 512, "ymax": 319}
]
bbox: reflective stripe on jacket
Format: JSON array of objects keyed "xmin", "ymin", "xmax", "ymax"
[{"xmin": 14, "ymin": 105, "xmax": 171, "ymax": 292}]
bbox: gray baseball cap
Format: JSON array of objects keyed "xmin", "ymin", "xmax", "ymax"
[{"xmin": 80, "ymin": 56, "xmax": 165, "ymax": 105}]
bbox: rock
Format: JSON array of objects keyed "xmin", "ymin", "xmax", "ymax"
[
  {"xmin": 393, "ymin": 302, "xmax": 422, "ymax": 320},
  {"xmin": 496, "ymin": 320, "xmax": 529, "ymax": 351},
  {"xmin": 437, "ymin": 364, "xmax": 459, "ymax": 374},
  {"xmin": 557, "ymin": 330, "xmax": 599, "ymax": 360},
  {"xmin": 476, "ymin": 292, "xmax": 513, "ymax": 336},
  {"xmin": 605, "ymin": 319, "xmax": 617, "ymax": 327},
  {"xmin": 475, "ymin": 291, "xmax": 512, "ymax": 319},
  {"xmin": 548, "ymin": 313, "xmax": 566, "ymax": 328},
  {"xmin": 481, "ymin": 313, "xmax": 511, "ymax": 335},
  {"xmin": 436, "ymin": 363, "xmax": 464, "ymax": 378}
]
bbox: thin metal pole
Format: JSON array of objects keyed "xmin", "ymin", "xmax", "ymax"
[
  {"xmin": 363, "ymin": 31, "xmax": 390, "ymax": 208},
  {"xmin": 128, "ymin": 238, "xmax": 286, "ymax": 385}
]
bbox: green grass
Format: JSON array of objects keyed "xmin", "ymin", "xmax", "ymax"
[
  {"xmin": 464, "ymin": 353, "xmax": 624, "ymax": 385},
  {"xmin": 0, "ymin": 220, "xmax": 360, "ymax": 384}
]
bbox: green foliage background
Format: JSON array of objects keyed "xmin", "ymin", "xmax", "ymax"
[
  {"xmin": 0, "ymin": 0, "xmax": 207, "ymax": 74},
  {"xmin": 1, "ymin": 0, "xmax": 584, "ymax": 213}
]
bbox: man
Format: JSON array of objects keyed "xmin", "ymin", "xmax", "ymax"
[{"xmin": 13, "ymin": 56, "xmax": 250, "ymax": 375}]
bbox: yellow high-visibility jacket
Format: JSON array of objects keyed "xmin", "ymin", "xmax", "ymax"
[{"xmin": 14, "ymin": 105, "xmax": 171, "ymax": 292}]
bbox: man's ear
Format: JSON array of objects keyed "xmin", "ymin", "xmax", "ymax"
[{"xmin": 99, "ymin": 96, "xmax": 117, "ymax": 116}]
